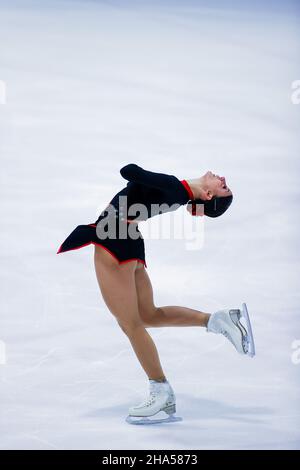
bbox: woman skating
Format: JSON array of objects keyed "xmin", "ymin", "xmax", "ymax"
[{"xmin": 57, "ymin": 163, "xmax": 254, "ymax": 424}]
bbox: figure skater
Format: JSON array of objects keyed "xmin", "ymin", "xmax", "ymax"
[{"xmin": 57, "ymin": 163, "xmax": 254, "ymax": 424}]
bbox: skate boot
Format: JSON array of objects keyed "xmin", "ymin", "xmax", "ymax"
[
  {"xmin": 126, "ymin": 380, "xmax": 182, "ymax": 425},
  {"xmin": 207, "ymin": 303, "xmax": 255, "ymax": 357}
]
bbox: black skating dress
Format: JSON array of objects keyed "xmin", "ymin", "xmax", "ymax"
[{"xmin": 57, "ymin": 163, "xmax": 196, "ymax": 268}]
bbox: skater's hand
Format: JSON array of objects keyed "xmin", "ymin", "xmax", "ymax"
[{"xmin": 186, "ymin": 202, "xmax": 204, "ymax": 216}]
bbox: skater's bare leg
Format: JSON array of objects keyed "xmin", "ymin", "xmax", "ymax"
[
  {"xmin": 135, "ymin": 266, "xmax": 210, "ymax": 328},
  {"xmin": 156, "ymin": 306, "xmax": 210, "ymax": 327},
  {"xmin": 94, "ymin": 245, "xmax": 166, "ymax": 381}
]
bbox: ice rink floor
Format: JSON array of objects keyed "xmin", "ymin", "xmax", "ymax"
[{"xmin": 0, "ymin": 0, "xmax": 299, "ymax": 450}]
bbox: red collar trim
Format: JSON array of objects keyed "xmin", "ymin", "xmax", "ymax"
[{"xmin": 180, "ymin": 179, "xmax": 195, "ymax": 200}]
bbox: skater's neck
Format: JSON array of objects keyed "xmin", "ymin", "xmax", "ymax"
[{"xmin": 185, "ymin": 177, "xmax": 207, "ymax": 200}]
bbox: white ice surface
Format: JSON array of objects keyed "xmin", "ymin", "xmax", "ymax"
[{"xmin": 0, "ymin": 0, "xmax": 299, "ymax": 450}]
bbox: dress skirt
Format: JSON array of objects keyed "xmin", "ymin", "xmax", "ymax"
[{"xmin": 57, "ymin": 221, "xmax": 147, "ymax": 268}]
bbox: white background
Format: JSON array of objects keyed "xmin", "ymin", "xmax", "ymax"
[{"xmin": 0, "ymin": 0, "xmax": 299, "ymax": 450}]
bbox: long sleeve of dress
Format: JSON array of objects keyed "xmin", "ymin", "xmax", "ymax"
[{"xmin": 120, "ymin": 163, "xmax": 180, "ymax": 192}]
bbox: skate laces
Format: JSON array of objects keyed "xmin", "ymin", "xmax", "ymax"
[
  {"xmin": 135, "ymin": 383, "xmax": 174, "ymax": 409},
  {"xmin": 143, "ymin": 382, "xmax": 169, "ymax": 407},
  {"xmin": 140, "ymin": 390, "xmax": 159, "ymax": 408}
]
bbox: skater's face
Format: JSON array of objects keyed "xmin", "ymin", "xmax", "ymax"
[{"xmin": 203, "ymin": 171, "xmax": 232, "ymax": 199}]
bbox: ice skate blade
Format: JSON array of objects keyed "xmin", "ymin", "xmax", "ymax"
[
  {"xmin": 126, "ymin": 414, "xmax": 183, "ymax": 425},
  {"xmin": 241, "ymin": 302, "xmax": 255, "ymax": 357}
]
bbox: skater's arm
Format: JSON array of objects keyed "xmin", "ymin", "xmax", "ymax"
[{"xmin": 120, "ymin": 163, "xmax": 180, "ymax": 192}]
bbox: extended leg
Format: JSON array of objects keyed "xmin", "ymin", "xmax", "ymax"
[
  {"xmin": 155, "ymin": 306, "xmax": 210, "ymax": 327},
  {"xmin": 135, "ymin": 266, "xmax": 210, "ymax": 328}
]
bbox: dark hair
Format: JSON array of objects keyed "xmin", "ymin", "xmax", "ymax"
[{"xmin": 188, "ymin": 194, "xmax": 233, "ymax": 218}]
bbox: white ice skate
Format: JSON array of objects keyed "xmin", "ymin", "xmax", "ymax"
[
  {"xmin": 207, "ymin": 302, "xmax": 255, "ymax": 357},
  {"xmin": 126, "ymin": 380, "xmax": 183, "ymax": 425}
]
